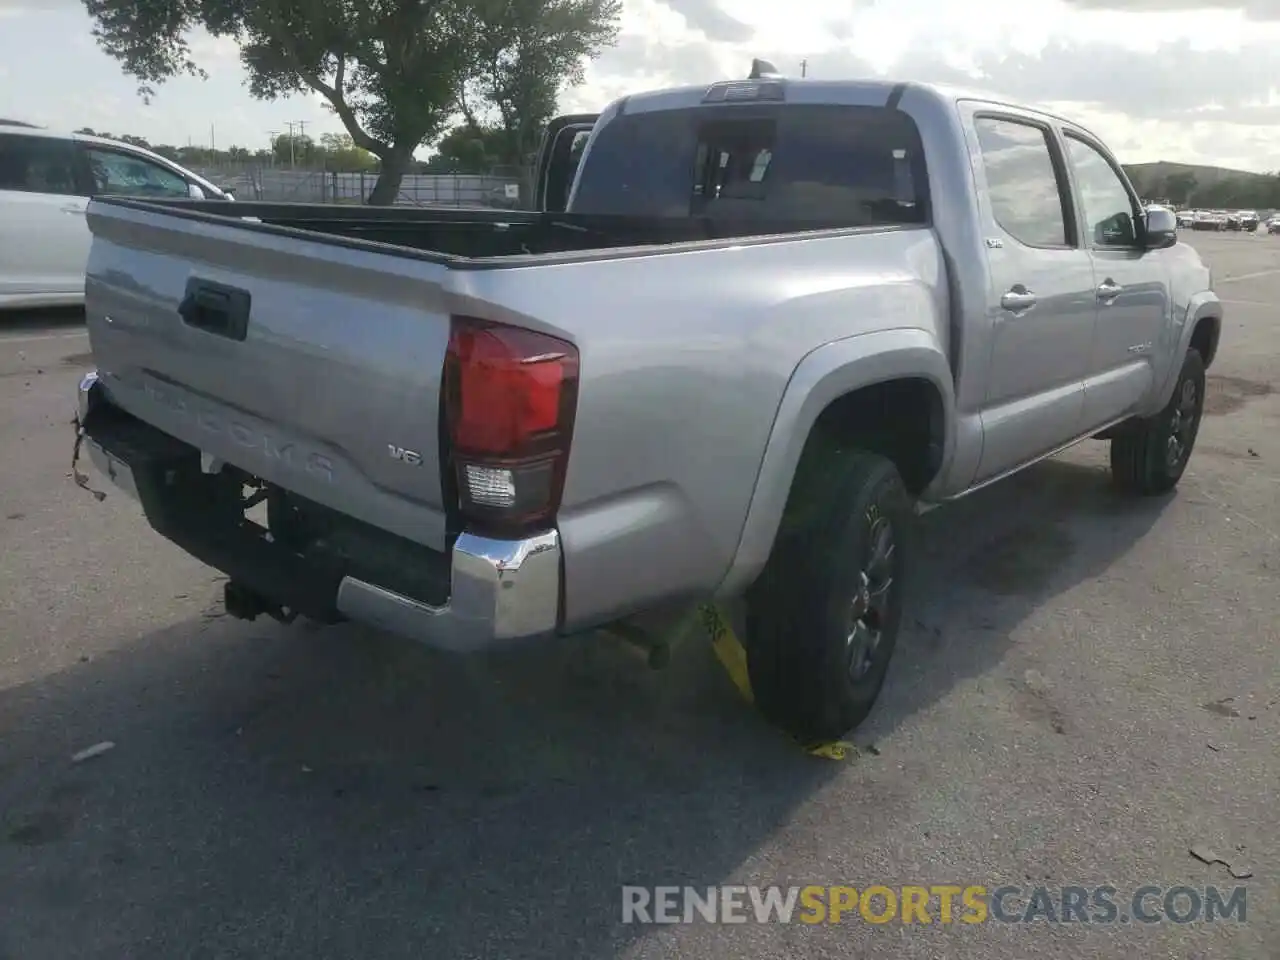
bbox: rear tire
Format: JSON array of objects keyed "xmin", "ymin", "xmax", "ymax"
[
  {"xmin": 745, "ymin": 445, "xmax": 912, "ymax": 743},
  {"xmin": 1110, "ymin": 348, "xmax": 1205, "ymax": 496}
]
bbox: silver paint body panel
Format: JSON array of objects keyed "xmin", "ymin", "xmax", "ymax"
[{"xmin": 80, "ymin": 79, "xmax": 1219, "ymax": 641}]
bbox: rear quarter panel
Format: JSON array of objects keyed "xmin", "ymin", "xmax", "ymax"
[{"xmin": 461, "ymin": 228, "xmax": 949, "ymax": 630}]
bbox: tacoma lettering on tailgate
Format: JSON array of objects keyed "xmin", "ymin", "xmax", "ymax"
[{"xmin": 143, "ymin": 380, "xmax": 335, "ymax": 483}]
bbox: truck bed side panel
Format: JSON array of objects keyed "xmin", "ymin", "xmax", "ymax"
[
  {"xmin": 455, "ymin": 227, "xmax": 949, "ymax": 630},
  {"xmin": 83, "ymin": 201, "xmax": 455, "ymax": 552}
]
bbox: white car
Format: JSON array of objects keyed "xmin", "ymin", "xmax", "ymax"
[{"xmin": 0, "ymin": 121, "xmax": 232, "ymax": 310}]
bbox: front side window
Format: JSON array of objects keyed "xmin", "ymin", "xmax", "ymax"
[
  {"xmin": 974, "ymin": 117, "xmax": 1071, "ymax": 248},
  {"xmin": 1065, "ymin": 134, "xmax": 1138, "ymax": 248},
  {"xmin": 82, "ymin": 147, "xmax": 190, "ymax": 198},
  {"xmin": 0, "ymin": 134, "xmax": 79, "ymax": 196}
]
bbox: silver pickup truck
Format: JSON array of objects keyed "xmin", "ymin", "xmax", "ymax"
[{"xmin": 74, "ymin": 70, "xmax": 1222, "ymax": 741}]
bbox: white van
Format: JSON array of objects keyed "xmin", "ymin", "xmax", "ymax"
[{"xmin": 0, "ymin": 121, "xmax": 232, "ymax": 309}]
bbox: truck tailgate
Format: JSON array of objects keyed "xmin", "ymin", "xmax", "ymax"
[{"xmin": 83, "ymin": 200, "xmax": 454, "ymax": 552}]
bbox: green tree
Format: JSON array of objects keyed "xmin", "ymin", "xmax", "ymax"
[
  {"xmin": 319, "ymin": 132, "xmax": 378, "ymax": 171},
  {"xmin": 86, "ymin": 0, "xmax": 484, "ymax": 204},
  {"xmin": 271, "ymin": 132, "xmax": 318, "ymax": 167},
  {"xmin": 456, "ymin": 0, "xmax": 620, "ymax": 169},
  {"xmin": 83, "ymin": 0, "xmax": 620, "ymax": 205},
  {"xmin": 424, "ymin": 122, "xmax": 506, "ymax": 173}
]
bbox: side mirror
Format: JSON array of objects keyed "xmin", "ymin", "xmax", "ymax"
[
  {"xmin": 1143, "ymin": 204, "xmax": 1178, "ymax": 250},
  {"xmin": 187, "ymin": 182, "xmax": 206, "ymax": 200}
]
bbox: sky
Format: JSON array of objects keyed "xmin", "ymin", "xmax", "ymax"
[{"xmin": 1, "ymin": 0, "xmax": 1279, "ymax": 171}]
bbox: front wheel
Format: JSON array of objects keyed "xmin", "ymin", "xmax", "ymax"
[
  {"xmin": 1110, "ymin": 348, "xmax": 1206, "ymax": 496},
  {"xmin": 745, "ymin": 447, "xmax": 912, "ymax": 743}
]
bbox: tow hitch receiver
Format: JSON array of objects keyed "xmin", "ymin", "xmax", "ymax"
[{"xmin": 223, "ymin": 581, "xmax": 298, "ymax": 625}]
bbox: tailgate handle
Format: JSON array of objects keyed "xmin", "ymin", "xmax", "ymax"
[{"xmin": 178, "ymin": 278, "xmax": 251, "ymax": 342}]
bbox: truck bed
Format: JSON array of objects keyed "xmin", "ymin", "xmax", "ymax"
[
  {"xmin": 82, "ymin": 193, "xmax": 944, "ymax": 631},
  {"xmin": 111, "ymin": 197, "xmax": 898, "ymax": 263}
]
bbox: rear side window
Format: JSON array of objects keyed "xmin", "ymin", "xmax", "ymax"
[
  {"xmin": 0, "ymin": 134, "xmax": 80, "ymax": 196},
  {"xmin": 570, "ymin": 104, "xmax": 928, "ymax": 227},
  {"xmin": 974, "ymin": 117, "xmax": 1071, "ymax": 248}
]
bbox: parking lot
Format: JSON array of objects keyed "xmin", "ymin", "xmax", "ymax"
[{"xmin": 1, "ymin": 231, "xmax": 1277, "ymax": 958}]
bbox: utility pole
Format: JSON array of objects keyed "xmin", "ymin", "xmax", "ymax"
[
  {"xmin": 210, "ymin": 124, "xmax": 215, "ymax": 153},
  {"xmin": 800, "ymin": 59, "xmax": 808, "ymax": 78},
  {"xmin": 284, "ymin": 120, "xmax": 308, "ymax": 167},
  {"xmin": 284, "ymin": 122, "xmax": 296, "ymax": 166}
]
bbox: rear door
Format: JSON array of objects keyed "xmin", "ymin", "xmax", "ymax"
[
  {"xmin": 1059, "ymin": 129, "xmax": 1170, "ymax": 429},
  {"xmin": 0, "ymin": 132, "xmax": 90, "ymax": 302},
  {"xmin": 962, "ymin": 107, "xmax": 1097, "ymax": 483}
]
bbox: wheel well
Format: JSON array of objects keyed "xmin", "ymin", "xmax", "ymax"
[
  {"xmin": 1190, "ymin": 315, "xmax": 1220, "ymax": 368},
  {"xmin": 802, "ymin": 378, "xmax": 945, "ymax": 497}
]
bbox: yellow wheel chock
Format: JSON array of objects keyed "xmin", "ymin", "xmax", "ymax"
[{"xmin": 680, "ymin": 603, "xmax": 860, "ymax": 761}]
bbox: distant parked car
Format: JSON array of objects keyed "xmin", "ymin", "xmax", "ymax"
[
  {"xmin": 1192, "ymin": 211, "xmax": 1227, "ymax": 231},
  {"xmin": 0, "ymin": 121, "xmax": 232, "ymax": 310},
  {"xmin": 1237, "ymin": 210, "xmax": 1259, "ymax": 231},
  {"xmin": 1267, "ymin": 217, "xmax": 1280, "ymax": 235},
  {"xmin": 1177, "ymin": 210, "xmax": 1197, "ymax": 228}
]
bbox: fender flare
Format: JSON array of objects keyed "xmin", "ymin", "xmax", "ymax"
[
  {"xmin": 1153, "ymin": 292, "xmax": 1221, "ymax": 411},
  {"xmin": 716, "ymin": 328, "xmax": 956, "ymax": 597}
]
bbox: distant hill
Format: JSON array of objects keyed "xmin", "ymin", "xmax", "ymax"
[
  {"xmin": 1122, "ymin": 161, "xmax": 1278, "ymax": 209},
  {"xmin": 1123, "ymin": 161, "xmax": 1271, "ymax": 192}
]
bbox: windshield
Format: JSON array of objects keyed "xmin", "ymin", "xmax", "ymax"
[{"xmin": 570, "ymin": 103, "xmax": 928, "ymax": 228}]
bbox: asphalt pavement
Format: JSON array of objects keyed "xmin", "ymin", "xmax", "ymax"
[{"xmin": 1, "ymin": 233, "xmax": 1278, "ymax": 959}]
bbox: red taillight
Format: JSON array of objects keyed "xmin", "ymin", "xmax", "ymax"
[{"xmin": 443, "ymin": 316, "xmax": 579, "ymax": 534}]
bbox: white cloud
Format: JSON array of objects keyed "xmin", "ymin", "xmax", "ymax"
[
  {"xmin": 1, "ymin": 0, "xmax": 1279, "ymax": 171},
  {"xmin": 565, "ymin": 0, "xmax": 1280, "ymax": 170}
]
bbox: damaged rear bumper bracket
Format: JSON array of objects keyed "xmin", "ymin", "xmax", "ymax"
[{"xmin": 74, "ymin": 370, "xmax": 564, "ymax": 651}]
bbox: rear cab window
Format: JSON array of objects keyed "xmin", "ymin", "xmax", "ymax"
[
  {"xmin": 0, "ymin": 133, "xmax": 80, "ymax": 196},
  {"xmin": 570, "ymin": 101, "xmax": 929, "ymax": 229}
]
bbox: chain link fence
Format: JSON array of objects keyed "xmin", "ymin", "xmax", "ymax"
[{"xmin": 187, "ymin": 162, "xmax": 531, "ymax": 208}]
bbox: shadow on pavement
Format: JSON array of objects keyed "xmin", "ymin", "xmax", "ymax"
[
  {"xmin": 0, "ymin": 453, "xmax": 1171, "ymax": 960},
  {"xmin": 0, "ymin": 307, "xmax": 86, "ymax": 334},
  {"xmin": 865, "ymin": 454, "xmax": 1171, "ymax": 742}
]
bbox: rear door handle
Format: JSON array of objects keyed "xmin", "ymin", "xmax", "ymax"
[
  {"xmin": 1000, "ymin": 286, "xmax": 1037, "ymax": 313},
  {"xmin": 1096, "ymin": 279, "xmax": 1123, "ymax": 301}
]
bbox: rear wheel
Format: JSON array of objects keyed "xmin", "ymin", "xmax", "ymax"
[
  {"xmin": 1110, "ymin": 348, "xmax": 1205, "ymax": 496},
  {"xmin": 745, "ymin": 445, "xmax": 912, "ymax": 743}
]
